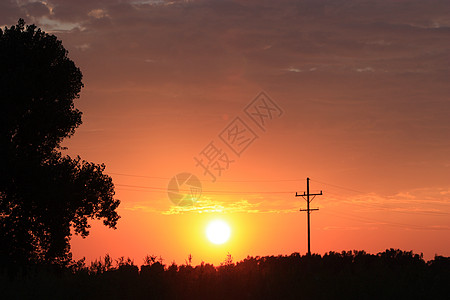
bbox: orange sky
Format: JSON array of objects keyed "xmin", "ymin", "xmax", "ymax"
[{"xmin": 3, "ymin": 0, "xmax": 450, "ymax": 265}]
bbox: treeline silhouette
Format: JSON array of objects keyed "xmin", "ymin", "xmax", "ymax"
[{"xmin": 1, "ymin": 249, "xmax": 449, "ymax": 299}]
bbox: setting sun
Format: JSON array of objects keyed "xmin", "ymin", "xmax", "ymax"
[{"xmin": 206, "ymin": 220, "xmax": 231, "ymax": 245}]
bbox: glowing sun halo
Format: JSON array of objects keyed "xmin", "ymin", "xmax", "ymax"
[{"xmin": 206, "ymin": 220, "xmax": 231, "ymax": 245}]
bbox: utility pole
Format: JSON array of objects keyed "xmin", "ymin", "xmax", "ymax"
[{"xmin": 296, "ymin": 177, "xmax": 322, "ymax": 255}]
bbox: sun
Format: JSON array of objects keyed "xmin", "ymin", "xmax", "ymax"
[{"xmin": 206, "ymin": 220, "xmax": 231, "ymax": 245}]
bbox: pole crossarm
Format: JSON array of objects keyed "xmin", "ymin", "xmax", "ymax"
[{"xmin": 296, "ymin": 192, "xmax": 323, "ymax": 197}]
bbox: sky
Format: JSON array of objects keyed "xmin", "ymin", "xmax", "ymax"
[{"xmin": 2, "ymin": 0, "xmax": 450, "ymax": 265}]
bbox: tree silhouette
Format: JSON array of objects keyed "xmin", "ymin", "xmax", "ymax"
[
  {"xmin": 0, "ymin": 19, "xmax": 120, "ymax": 268},
  {"xmin": 1, "ymin": 250, "xmax": 450, "ymax": 299}
]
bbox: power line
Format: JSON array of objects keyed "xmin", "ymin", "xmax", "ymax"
[
  {"xmin": 114, "ymin": 184, "xmax": 292, "ymax": 195},
  {"xmin": 107, "ymin": 173, "xmax": 169, "ymax": 180},
  {"xmin": 111, "ymin": 175, "xmax": 450, "ymax": 218},
  {"xmin": 310, "ymin": 177, "xmax": 366, "ymax": 194},
  {"xmin": 108, "ymin": 172, "xmax": 303, "ymax": 183}
]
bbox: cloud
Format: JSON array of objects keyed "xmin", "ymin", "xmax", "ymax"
[
  {"xmin": 322, "ymin": 226, "xmax": 365, "ymax": 231},
  {"xmin": 75, "ymin": 43, "xmax": 90, "ymax": 51},
  {"xmin": 22, "ymin": 1, "xmax": 51, "ymax": 18},
  {"xmin": 120, "ymin": 192, "xmax": 300, "ymax": 215},
  {"xmin": 120, "ymin": 184, "xmax": 450, "ymax": 217},
  {"xmin": 286, "ymin": 67, "xmax": 302, "ymax": 73},
  {"xmin": 0, "ymin": 0, "xmax": 23, "ymax": 25},
  {"xmin": 3, "ymin": 0, "xmax": 445, "ymax": 94},
  {"xmin": 161, "ymin": 197, "xmax": 261, "ymax": 215},
  {"xmin": 321, "ymin": 187, "xmax": 450, "ymax": 219},
  {"xmin": 161, "ymin": 195, "xmax": 299, "ymax": 215},
  {"xmin": 88, "ymin": 8, "xmax": 109, "ymax": 19},
  {"xmin": 356, "ymin": 67, "xmax": 375, "ymax": 73}
]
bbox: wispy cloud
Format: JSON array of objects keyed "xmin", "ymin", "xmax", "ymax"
[
  {"xmin": 121, "ymin": 195, "xmax": 299, "ymax": 215},
  {"xmin": 286, "ymin": 67, "xmax": 302, "ymax": 73},
  {"xmin": 162, "ymin": 197, "xmax": 260, "ymax": 215},
  {"xmin": 118, "ymin": 184, "xmax": 450, "ymax": 217},
  {"xmin": 356, "ymin": 67, "xmax": 375, "ymax": 73},
  {"xmin": 322, "ymin": 226, "xmax": 366, "ymax": 231}
]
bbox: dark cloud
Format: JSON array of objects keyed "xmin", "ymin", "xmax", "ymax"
[
  {"xmin": 22, "ymin": 1, "xmax": 51, "ymax": 18},
  {"xmin": 48, "ymin": 0, "xmax": 119, "ymax": 22},
  {"xmin": 0, "ymin": 0, "xmax": 23, "ymax": 25}
]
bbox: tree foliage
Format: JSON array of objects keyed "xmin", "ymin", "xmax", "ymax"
[{"xmin": 0, "ymin": 19, "xmax": 119, "ymax": 267}]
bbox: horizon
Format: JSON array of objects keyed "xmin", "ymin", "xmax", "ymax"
[{"xmin": 2, "ymin": 0, "xmax": 450, "ymax": 266}]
